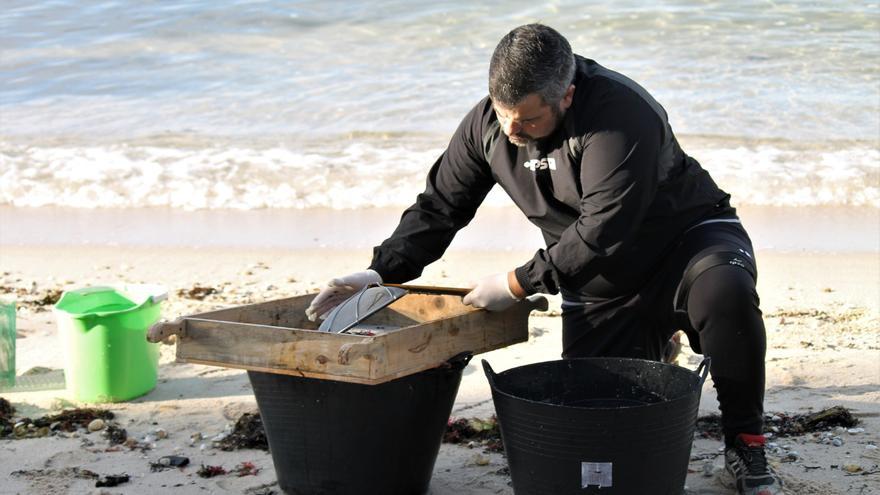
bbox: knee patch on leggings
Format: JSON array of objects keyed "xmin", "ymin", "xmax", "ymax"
[
  {"xmin": 687, "ymin": 264, "xmax": 766, "ymax": 379},
  {"xmin": 673, "ymin": 250, "xmax": 757, "ymax": 354},
  {"xmin": 687, "ymin": 264, "xmax": 760, "ymax": 332}
]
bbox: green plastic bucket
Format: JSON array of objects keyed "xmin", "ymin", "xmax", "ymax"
[
  {"xmin": 0, "ymin": 299, "xmax": 15, "ymax": 389},
  {"xmin": 54, "ymin": 285, "xmax": 166, "ymax": 403}
]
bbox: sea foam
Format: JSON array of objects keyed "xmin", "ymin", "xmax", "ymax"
[{"xmin": 1, "ymin": 139, "xmax": 877, "ymax": 210}]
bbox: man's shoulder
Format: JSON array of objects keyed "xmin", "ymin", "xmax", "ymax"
[
  {"xmin": 570, "ymin": 55, "xmax": 669, "ymax": 133},
  {"xmin": 573, "ymin": 56, "xmax": 654, "ymax": 106},
  {"xmin": 463, "ymin": 96, "xmax": 495, "ymax": 126},
  {"xmin": 445, "ymin": 96, "xmax": 500, "ymax": 165},
  {"xmin": 459, "ymin": 96, "xmax": 500, "ymax": 140}
]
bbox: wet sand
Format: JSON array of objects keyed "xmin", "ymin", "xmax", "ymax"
[{"xmin": 1, "ymin": 205, "xmax": 878, "ymax": 252}]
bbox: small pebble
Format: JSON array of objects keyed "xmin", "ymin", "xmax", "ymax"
[
  {"xmin": 472, "ymin": 454, "xmax": 490, "ymax": 466},
  {"xmin": 865, "ymin": 445, "xmax": 878, "ymax": 450},
  {"xmin": 188, "ymin": 432, "xmax": 202, "ymax": 446},
  {"xmin": 701, "ymin": 460, "xmax": 713, "ymax": 477},
  {"xmin": 847, "ymin": 428, "xmax": 865, "ymax": 435},
  {"xmin": 154, "ymin": 428, "xmax": 168, "ymax": 440},
  {"xmin": 832, "ymin": 438, "xmax": 844, "ymax": 447},
  {"xmin": 87, "ymin": 419, "xmax": 105, "ymax": 432},
  {"xmin": 143, "ymin": 434, "xmax": 156, "ymax": 444}
]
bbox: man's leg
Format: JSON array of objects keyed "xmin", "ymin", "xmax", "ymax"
[
  {"xmin": 561, "ymin": 292, "xmax": 666, "ymax": 360},
  {"xmin": 686, "ymin": 264, "xmax": 766, "ymax": 444},
  {"xmin": 686, "ymin": 262, "xmax": 782, "ymax": 494}
]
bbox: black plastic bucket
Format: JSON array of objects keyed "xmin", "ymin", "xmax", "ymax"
[
  {"xmin": 248, "ymin": 353, "xmax": 471, "ymax": 495},
  {"xmin": 483, "ymin": 357, "xmax": 710, "ymax": 495}
]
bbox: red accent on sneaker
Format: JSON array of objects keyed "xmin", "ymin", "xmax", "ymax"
[{"xmin": 737, "ymin": 433, "xmax": 766, "ymax": 448}]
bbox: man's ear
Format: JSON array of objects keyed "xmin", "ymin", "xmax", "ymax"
[{"xmin": 560, "ymin": 84, "xmax": 575, "ymax": 111}]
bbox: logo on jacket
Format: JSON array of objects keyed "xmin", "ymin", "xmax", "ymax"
[{"xmin": 524, "ymin": 157, "xmax": 557, "ymax": 171}]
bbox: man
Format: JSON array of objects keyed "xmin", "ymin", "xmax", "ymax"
[{"xmin": 306, "ymin": 24, "xmax": 781, "ymax": 495}]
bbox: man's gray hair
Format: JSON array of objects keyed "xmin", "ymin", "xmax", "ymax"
[{"xmin": 488, "ymin": 24, "xmax": 576, "ymax": 108}]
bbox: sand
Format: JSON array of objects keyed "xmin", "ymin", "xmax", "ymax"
[{"xmin": 0, "ymin": 244, "xmax": 878, "ymax": 494}]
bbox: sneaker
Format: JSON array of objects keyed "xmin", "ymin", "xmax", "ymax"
[{"xmin": 724, "ymin": 433, "xmax": 783, "ymax": 495}]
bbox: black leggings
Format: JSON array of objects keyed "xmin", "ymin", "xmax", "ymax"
[{"xmin": 561, "ymin": 221, "xmax": 766, "ymax": 446}]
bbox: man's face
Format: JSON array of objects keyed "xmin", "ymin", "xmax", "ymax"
[{"xmin": 493, "ymin": 86, "xmax": 575, "ymax": 147}]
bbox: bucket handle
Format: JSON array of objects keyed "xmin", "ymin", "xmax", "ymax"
[
  {"xmin": 481, "ymin": 359, "xmax": 497, "ymax": 388},
  {"xmin": 446, "ymin": 351, "xmax": 473, "ymax": 368},
  {"xmin": 695, "ymin": 357, "xmax": 711, "ymax": 385}
]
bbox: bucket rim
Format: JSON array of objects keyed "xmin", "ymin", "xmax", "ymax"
[
  {"xmin": 54, "ymin": 284, "xmax": 167, "ymax": 319},
  {"xmin": 484, "ymin": 357, "xmax": 706, "ymax": 411}
]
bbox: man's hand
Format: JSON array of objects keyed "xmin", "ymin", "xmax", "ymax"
[
  {"xmin": 462, "ymin": 271, "xmax": 525, "ymax": 311},
  {"xmin": 305, "ymin": 269, "xmax": 382, "ymax": 321}
]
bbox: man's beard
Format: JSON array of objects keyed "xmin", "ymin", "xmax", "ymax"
[
  {"xmin": 508, "ymin": 133, "xmax": 534, "ymax": 147},
  {"xmin": 508, "ymin": 105, "xmax": 565, "ymax": 148}
]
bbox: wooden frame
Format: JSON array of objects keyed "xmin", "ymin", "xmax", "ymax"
[{"xmin": 149, "ymin": 291, "xmax": 547, "ymax": 385}]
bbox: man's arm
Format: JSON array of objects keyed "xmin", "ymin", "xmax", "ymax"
[
  {"xmin": 514, "ymin": 99, "xmax": 663, "ymax": 295},
  {"xmin": 369, "ymin": 102, "xmax": 496, "ymax": 283}
]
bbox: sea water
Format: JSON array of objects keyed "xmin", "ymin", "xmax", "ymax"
[{"xmin": 1, "ymin": 1, "xmax": 878, "ymax": 212}]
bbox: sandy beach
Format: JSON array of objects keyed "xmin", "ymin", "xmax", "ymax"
[
  {"xmin": 2, "ymin": 1, "xmax": 878, "ymax": 493},
  {"xmin": 0, "ymin": 237, "xmax": 878, "ymax": 494}
]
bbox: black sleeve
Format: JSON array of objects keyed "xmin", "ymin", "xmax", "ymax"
[
  {"xmin": 514, "ymin": 97, "xmax": 663, "ymax": 295},
  {"xmin": 369, "ymin": 102, "xmax": 496, "ymax": 283}
]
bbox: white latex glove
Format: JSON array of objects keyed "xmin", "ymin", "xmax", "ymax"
[
  {"xmin": 305, "ymin": 269, "xmax": 383, "ymax": 321},
  {"xmin": 462, "ymin": 272, "xmax": 521, "ymax": 311}
]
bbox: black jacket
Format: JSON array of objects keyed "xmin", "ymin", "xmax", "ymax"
[{"xmin": 369, "ymin": 56, "xmax": 735, "ymax": 298}]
